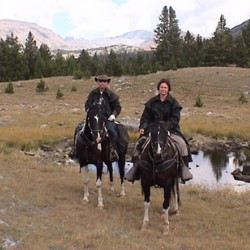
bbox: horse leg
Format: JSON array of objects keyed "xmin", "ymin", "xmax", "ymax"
[
  {"xmin": 106, "ymin": 161, "xmax": 114, "ymax": 192},
  {"xmin": 170, "ymin": 178, "xmax": 179, "ymax": 215},
  {"xmin": 117, "ymin": 156, "xmax": 125, "ymax": 196},
  {"xmin": 141, "ymin": 185, "xmax": 150, "ymax": 231},
  {"xmin": 96, "ymin": 163, "xmax": 104, "ymax": 208},
  {"xmin": 162, "ymin": 185, "xmax": 172, "ymax": 235},
  {"xmin": 82, "ymin": 166, "xmax": 89, "ymax": 203}
]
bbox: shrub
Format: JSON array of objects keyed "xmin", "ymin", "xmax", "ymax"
[
  {"xmin": 194, "ymin": 94, "xmax": 204, "ymax": 107},
  {"xmin": 71, "ymin": 85, "xmax": 77, "ymax": 92},
  {"xmin": 73, "ymin": 70, "xmax": 84, "ymax": 79},
  {"xmin": 36, "ymin": 79, "xmax": 49, "ymax": 93},
  {"xmin": 239, "ymin": 92, "xmax": 248, "ymax": 104},
  {"xmin": 56, "ymin": 88, "xmax": 64, "ymax": 99},
  {"xmin": 5, "ymin": 82, "xmax": 14, "ymax": 94}
]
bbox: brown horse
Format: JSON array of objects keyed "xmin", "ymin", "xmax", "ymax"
[
  {"xmin": 75, "ymin": 101, "xmax": 129, "ymax": 207},
  {"xmin": 139, "ymin": 121, "xmax": 181, "ymax": 234}
]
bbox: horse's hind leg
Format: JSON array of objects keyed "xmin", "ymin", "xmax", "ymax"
[
  {"xmin": 117, "ymin": 157, "xmax": 126, "ymax": 196},
  {"xmin": 162, "ymin": 186, "xmax": 172, "ymax": 235},
  {"xmin": 170, "ymin": 178, "xmax": 179, "ymax": 215},
  {"xmin": 162, "ymin": 208, "xmax": 170, "ymax": 235},
  {"xmin": 106, "ymin": 161, "xmax": 114, "ymax": 192},
  {"xmin": 82, "ymin": 166, "xmax": 89, "ymax": 203}
]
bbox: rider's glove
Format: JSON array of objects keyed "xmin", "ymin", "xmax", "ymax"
[{"xmin": 108, "ymin": 114, "xmax": 116, "ymax": 121}]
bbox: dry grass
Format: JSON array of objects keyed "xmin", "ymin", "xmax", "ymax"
[
  {"xmin": 1, "ymin": 67, "xmax": 250, "ymax": 249},
  {"xmin": 0, "ymin": 67, "xmax": 250, "ymax": 151},
  {"xmin": 0, "ymin": 152, "xmax": 250, "ymax": 250}
]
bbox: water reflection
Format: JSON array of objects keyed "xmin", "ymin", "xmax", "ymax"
[
  {"xmin": 203, "ymin": 150, "xmax": 229, "ymax": 181},
  {"xmin": 89, "ymin": 149, "xmax": 250, "ymax": 192},
  {"xmin": 189, "ymin": 149, "xmax": 250, "ymax": 192}
]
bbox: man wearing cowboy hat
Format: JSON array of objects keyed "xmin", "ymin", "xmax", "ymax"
[{"xmin": 85, "ymin": 74, "xmax": 121, "ymax": 161}]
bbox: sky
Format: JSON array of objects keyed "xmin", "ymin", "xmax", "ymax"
[{"xmin": 1, "ymin": 0, "xmax": 250, "ymax": 40}]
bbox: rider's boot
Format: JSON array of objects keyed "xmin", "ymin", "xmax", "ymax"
[
  {"xmin": 181, "ymin": 155, "xmax": 193, "ymax": 183},
  {"xmin": 125, "ymin": 136, "xmax": 146, "ymax": 182}
]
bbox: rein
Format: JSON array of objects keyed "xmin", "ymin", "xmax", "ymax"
[{"xmin": 140, "ymin": 135, "xmax": 178, "ymax": 185}]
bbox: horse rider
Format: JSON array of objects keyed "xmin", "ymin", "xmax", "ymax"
[
  {"xmin": 85, "ymin": 74, "xmax": 121, "ymax": 161},
  {"xmin": 125, "ymin": 78, "xmax": 193, "ymax": 183}
]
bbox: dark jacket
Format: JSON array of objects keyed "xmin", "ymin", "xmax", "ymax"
[
  {"xmin": 85, "ymin": 88, "xmax": 121, "ymax": 117},
  {"xmin": 139, "ymin": 93, "xmax": 182, "ymax": 135}
]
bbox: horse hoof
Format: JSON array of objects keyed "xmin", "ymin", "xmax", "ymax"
[
  {"xmin": 120, "ymin": 191, "xmax": 125, "ymax": 196},
  {"xmin": 98, "ymin": 204, "xmax": 104, "ymax": 209},
  {"xmin": 140, "ymin": 222, "xmax": 149, "ymax": 231},
  {"xmin": 163, "ymin": 227, "xmax": 169, "ymax": 235},
  {"xmin": 82, "ymin": 197, "xmax": 89, "ymax": 203}
]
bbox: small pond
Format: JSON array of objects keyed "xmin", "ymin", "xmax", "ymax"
[{"xmin": 87, "ymin": 149, "xmax": 250, "ymax": 192}]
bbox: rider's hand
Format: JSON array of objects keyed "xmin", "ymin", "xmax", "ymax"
[
  {"xmin": 139, "ymin": 128, "xmax": 145, "ymax": 135},
  {"xmin": 108, "ymin": 114, "xmax": 116, "ymax": 121}
]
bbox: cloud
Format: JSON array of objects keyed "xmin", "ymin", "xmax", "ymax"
[{"xmin": 0, "ymin": 0, "xmax": 250, "ymax": 39}]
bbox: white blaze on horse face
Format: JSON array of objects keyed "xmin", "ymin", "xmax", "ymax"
[
  {"xmin": 157, "ymin": 143, "xmax": 161, "ymax": 154},
  {"xmin": 94, "ymin": 115, "xmax": 102, "ymax": 143},
  {"xmin": 156, "ymin": 131, "xmax": 161, "ymax": 154}
]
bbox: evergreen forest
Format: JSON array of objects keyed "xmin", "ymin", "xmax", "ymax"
[{"xmin": 1, "ymin": 6, "xmax": 250, "ymax": 83}]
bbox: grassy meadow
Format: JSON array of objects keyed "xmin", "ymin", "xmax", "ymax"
[{"xmin": 1, "ymin": 67, "xmax": 250, "ymax": 249}]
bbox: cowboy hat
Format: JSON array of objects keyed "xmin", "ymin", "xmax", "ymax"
[{"xmin": 94, "ymin": 75, "xmax": 111, "ymax": 83}]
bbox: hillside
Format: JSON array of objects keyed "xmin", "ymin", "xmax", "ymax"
[
  {"xmin": 231, "ymin": 19, "xmax": 250, "ymax": 38},
  {"xmin": 0, "ymin": 67, "xmax": 250, "ymax": 249}
]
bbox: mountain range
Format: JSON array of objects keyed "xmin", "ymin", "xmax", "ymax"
[
  {"xmin": 0, "ymin": 19, "xmax": 155, "ymax": 51},
  {"xmin": 0, "ymin": 19, "xmax": 249, "ymax": 52}
]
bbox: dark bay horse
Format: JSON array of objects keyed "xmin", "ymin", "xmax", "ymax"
[
  {"xmin": 139, "ymin": 121, "xmax": 181, "ymax": 234},
  {"xmin": 75, "ymin": 101, "xmax": 129, "ymax": 207}
]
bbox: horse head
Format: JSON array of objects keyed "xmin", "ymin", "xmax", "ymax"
[
  {"xmin": 149, "ymin": 121, "xmax": 170, "ymax": 162},
  {"xmin": 86, "ymin": 102, "xmax": 107, "ymax": 144}
]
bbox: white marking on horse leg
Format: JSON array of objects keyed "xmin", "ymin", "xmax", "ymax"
[
  {"xmin": 162, "ymin": 208, "xmax": 170, "ymax": 235},
  {"xmin": 170, "ymin": 184, "xmax": 179, "ymax": 215},
  {"xmin": 96, "ymin": 178, "xmax": 104, "ymax": 208},
  {"xmin": 120, "ymin": 183, "xmax": 125, "ymax": 196},
  {"xmin": 82, "ymin": 166, "xmax": 89, "ymax": 203},
  {"xmin": 109, "ymin": 181, "xmax": 114, "ymax": 192},
  {"xmin": 141, "ymin": 202, "xmax": 150, "ymax": 230}
]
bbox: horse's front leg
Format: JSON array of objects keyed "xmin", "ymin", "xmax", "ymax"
[
  {"xmin": 82, "ymin": 166, "xmax": 89, "ymax": 203},
  {"xmin": 141, "ymin": 185, "xmax": 150, "ymax": 231},
  {"xmin": 96, "ymin": 162, "xmax": 104, "ymax": 208}
]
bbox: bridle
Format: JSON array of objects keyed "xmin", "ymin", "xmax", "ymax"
[
  {"xmin": 87, "ymin": 103, "xmax": 107, "ymax": 144},
  {"xmin": 150, "ymin": 123, "xmax": 170, "ymax": 162}
]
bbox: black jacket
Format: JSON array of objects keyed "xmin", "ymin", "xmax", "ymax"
[
  {"xmin": 139, "ymin": 93, "xmax": 182, "ymax": 135},
  {"xmin": 85, "ymin": 88, "xmax": 121, "ymax": 117}
]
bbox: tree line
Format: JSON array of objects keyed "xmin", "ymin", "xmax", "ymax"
[{"xmin": 1, "ymin": 6, "xmax": 250, "ymax": 83}]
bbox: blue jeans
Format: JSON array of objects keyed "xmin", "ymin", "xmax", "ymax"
[{"xmin": 105, "ymin": 120, "xmax": 118, "ymax": 150}]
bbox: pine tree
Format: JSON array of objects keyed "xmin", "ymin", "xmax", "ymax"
[
  {"xmin": 105, "ymin": 49, "xmax": 122, "ymax": 76},
  {"xmin": 23, "ymin": 32, "xmax": 38, "ymax": 79},
  {"xmin": 242, "ymin": 21, "xmax": 250, "ymax": 65},
  {"xmin": 0, "ymin": 33, "xmax": 25, "ymax": 81},
  {"xmin": 154, "ymin": 6, "xmax": 182, "ymax": 70},
  {"xmin": 212, "ymin": 15, "xmax": 234, "ymax": 65},
  {"xmin": 234, "ymin": 35, "xmax": 249, "ymax": 67}
]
